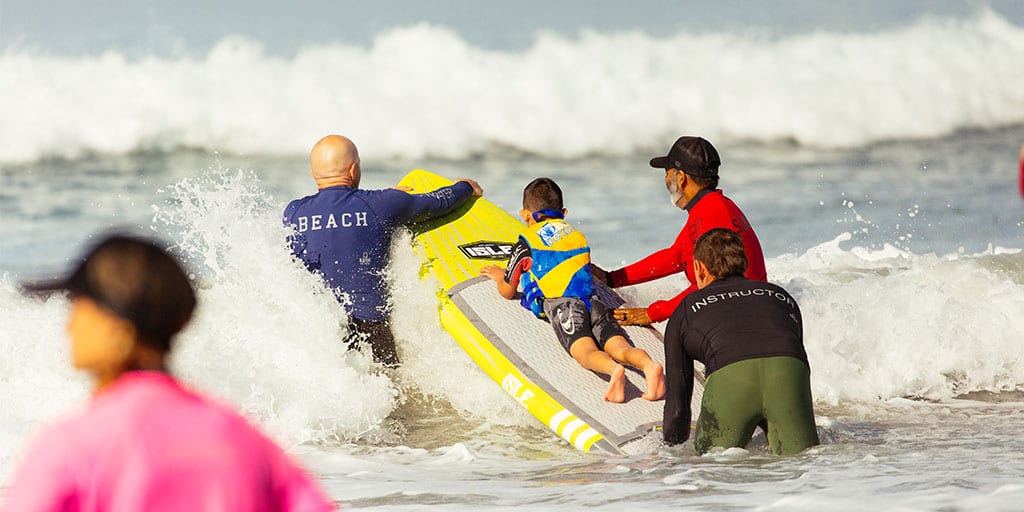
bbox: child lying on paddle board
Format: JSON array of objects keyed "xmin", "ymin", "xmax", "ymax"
[{"xmin": 480, "ymin": 177, "xmax": 665, "ymax": 403}]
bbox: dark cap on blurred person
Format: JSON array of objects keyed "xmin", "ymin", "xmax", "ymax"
[
  {"xmin": 21, "ymin": 234, "xmax": 196, "ymax": 351},
  {"xmin": 649, "ymin": 136, "xmax": 721, "ymax": 178}
]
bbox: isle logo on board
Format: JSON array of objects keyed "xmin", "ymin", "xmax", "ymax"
[{"xmin": 458, "ymin": 241, "xmax": 514, "ymax": 260}]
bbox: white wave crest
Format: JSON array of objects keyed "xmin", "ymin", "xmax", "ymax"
[
  {"xmin": 774, "ymin": 235, "xmax": 1024, "ymax": 403},
  {"xmin": 2, "ymin": 10, "xmax": 1023, "ymax": 163}
]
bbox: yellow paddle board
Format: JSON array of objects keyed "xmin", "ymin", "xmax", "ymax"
[{"xmin": 399, "ymin": 169, "xmax": 703, "ymax": 455}]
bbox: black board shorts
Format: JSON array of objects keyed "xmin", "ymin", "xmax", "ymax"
[
  {"xmin": 542, "ymin": 297, "xmax": 628, "ymax": 353},
  {"xmin": 346, "ymin": 317, "xmax": 399, "ymax": 367}
]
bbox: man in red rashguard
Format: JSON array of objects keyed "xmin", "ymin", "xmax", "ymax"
[
  {"xmin": 592, "ymin": 136, "xmax": 767, "ymax": 326},
  {"xmin": 1018, "ymin": 144, "xmax": 1023, "ymax": 199}
]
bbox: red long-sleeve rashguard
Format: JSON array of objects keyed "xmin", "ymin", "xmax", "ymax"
[
  {"xmin": 1018, "ymin": 154, "xmax": 1023, "ymax": 199},
  {"xmin": 607, "ymin": 189, "xmax": 768, "ymax": 323}
]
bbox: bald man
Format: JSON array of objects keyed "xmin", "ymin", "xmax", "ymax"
[{"xmin": 284, "ymin": 135, "xmax": 482, "ymax": 365}]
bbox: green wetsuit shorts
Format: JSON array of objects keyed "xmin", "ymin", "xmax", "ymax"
[{"xmin": 695, "ymin": 356, "xmax": 819, "ymax": 455}]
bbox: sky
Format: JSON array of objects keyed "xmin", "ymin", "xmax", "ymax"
[{"xmin": 1, "ymin": 0, "xmax": 1022, "ymax": 56}]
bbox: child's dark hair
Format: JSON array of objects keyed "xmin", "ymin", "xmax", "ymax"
[{"xmin": 523, "ymin": 177, "xmax": 564, "ymax": 212}]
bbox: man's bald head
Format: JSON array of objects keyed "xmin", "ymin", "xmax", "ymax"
[{"xmin": 310, "ymin": 135, "xmax": 360, "ymax": 189}]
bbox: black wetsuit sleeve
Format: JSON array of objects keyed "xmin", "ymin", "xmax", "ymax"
[
  {"xmin": 662, "ymin": 309, "xmax": 694, "ymax": 446},
  {"xmin": 503, "ymin": 239, "xmax": 531, "ymax": 284}
]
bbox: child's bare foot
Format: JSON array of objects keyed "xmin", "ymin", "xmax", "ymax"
[
  {"xmin": 604, "ymin": 365, "xmax": 626, "ymax": 403},
  {"xmin": 641, "ymin": 362, "xmax": 665, "ymax": 401}
]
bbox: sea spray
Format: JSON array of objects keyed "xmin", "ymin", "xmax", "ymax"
[
  {"xmin": 771, "ymin": 235, "xmax": 1024, "ymax": 404},
  {"xmin": 0, "ymin": 279, "xmax": 87, "ymax": 476},
  {"xmin": 388, "ymin": 229, "xmax": 538, "ymax": 429},
  {"xmin": 151, "ymin": 169, "xmax": 399, "ymax": 445},
  {"xmin": 150, "ymin": 168, "xmax": 543, "ymax": 449}
]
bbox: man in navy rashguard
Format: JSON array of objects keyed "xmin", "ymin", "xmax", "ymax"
[{"xmin": 284, "ymin": 135, "xmax": 482, "ymax": 366}]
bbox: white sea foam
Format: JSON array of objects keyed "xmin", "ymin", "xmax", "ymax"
[
  {"xmin": 4, "ymin": 7, "xmax": 1024, "ymax": 505},
  {"xmin": 4, "ymin": 165, "xmax": 1024, "ymax": 508},
  {"xmin": 3, "ymin": 170, "xmax": 1021, "ymax": 465},
  {"xmin": 1, "ymin": 10, "xmax": 1023, "ymax": 163},
  {"xmin": 150, "ymin": 171, "xmax": 401, "ymax": 446},
  {"xmin": 0, "ymin": 169, "xmax": 543, "ymax": 473},
  {"xmin": 606, "ymin": 230, "xmax": 1024, "ymax": 405},
  {"xmin": 0, "ymin": 171, "xmax": 401, "ymax": 474},
  {"xmin": 388, "ymin": 230, "xmax": 536, "ymax": 427},
  {"xmin": 775, "ymin": 236, "xmax": 1024, "ymax": 403},
  {"xmin": 0, "ymin": 279, "xmax": 87, "ymax": 475},
  {"xmin": 156, "ymin": 170, "xmax": 1023, "ymax": 412}
]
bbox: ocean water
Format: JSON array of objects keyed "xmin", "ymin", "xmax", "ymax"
[{"xmin": 3, "ymin": 4, "xmax": 1024, "ymax": 511}]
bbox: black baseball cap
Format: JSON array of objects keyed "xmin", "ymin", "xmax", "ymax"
[
  {"xmin": 21, "ymin": 234, "xmax": 197, "ymax": 350},
  {"xmin": 649, "ymin": 136, "xmax": 721, "ymax": 178}
]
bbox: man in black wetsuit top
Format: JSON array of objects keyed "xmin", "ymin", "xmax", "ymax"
[{"xmin": 662, "ymin": 228, "xmax": 819, "ymax": 455}]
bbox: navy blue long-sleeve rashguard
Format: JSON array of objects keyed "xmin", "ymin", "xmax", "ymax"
[{"xmin": 283, "ymin": 182, "xmax": 473, "ymax": 322}]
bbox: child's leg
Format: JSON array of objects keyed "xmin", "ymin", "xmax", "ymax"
[
  {"xmin": 568, "ymin": 337, "xmax": 626, "ymax": 403},
  {"xmin": 603, "ymin": 337, "xmax": 665, "ymax": 401},
  {"xmin": 591, "ymin": 300, "xmax": 665, "ymax": 401},
  {"xmin": 544, "ymin": 297, "xmax": 627, "ymax": 402}
]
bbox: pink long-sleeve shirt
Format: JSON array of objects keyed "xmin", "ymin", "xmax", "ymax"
[{"xmin": 2, "ymin": 371, "xmax": 337, "ymax": 512}]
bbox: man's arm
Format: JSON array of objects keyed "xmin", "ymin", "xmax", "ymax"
[
  {"xmin": 611, "ymin": 281, "xmax": 696, "ymax": 326},
  {"xmin": 661, "ymin": 311, "xmax": 694, "ymax": 446},
  {"xmin": 388, "ymin": 179, "xmax": 482, "ymax": 225},
  {"xmin": 607, "ymin": 243, "xmax": 686, "ymax": 288},
  {"xmin": 645, "ymin": 283, "xmax": 697, "ymax": 323}
]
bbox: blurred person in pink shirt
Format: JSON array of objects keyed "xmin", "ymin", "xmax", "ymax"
[{"xmin": 3, "ymin": 234, "xmax": 337, "ymax": 512}]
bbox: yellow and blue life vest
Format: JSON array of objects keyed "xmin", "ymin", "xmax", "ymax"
[{"xmin": 519, "ymin": 215, "xmax": 594, "ymax": 318}]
